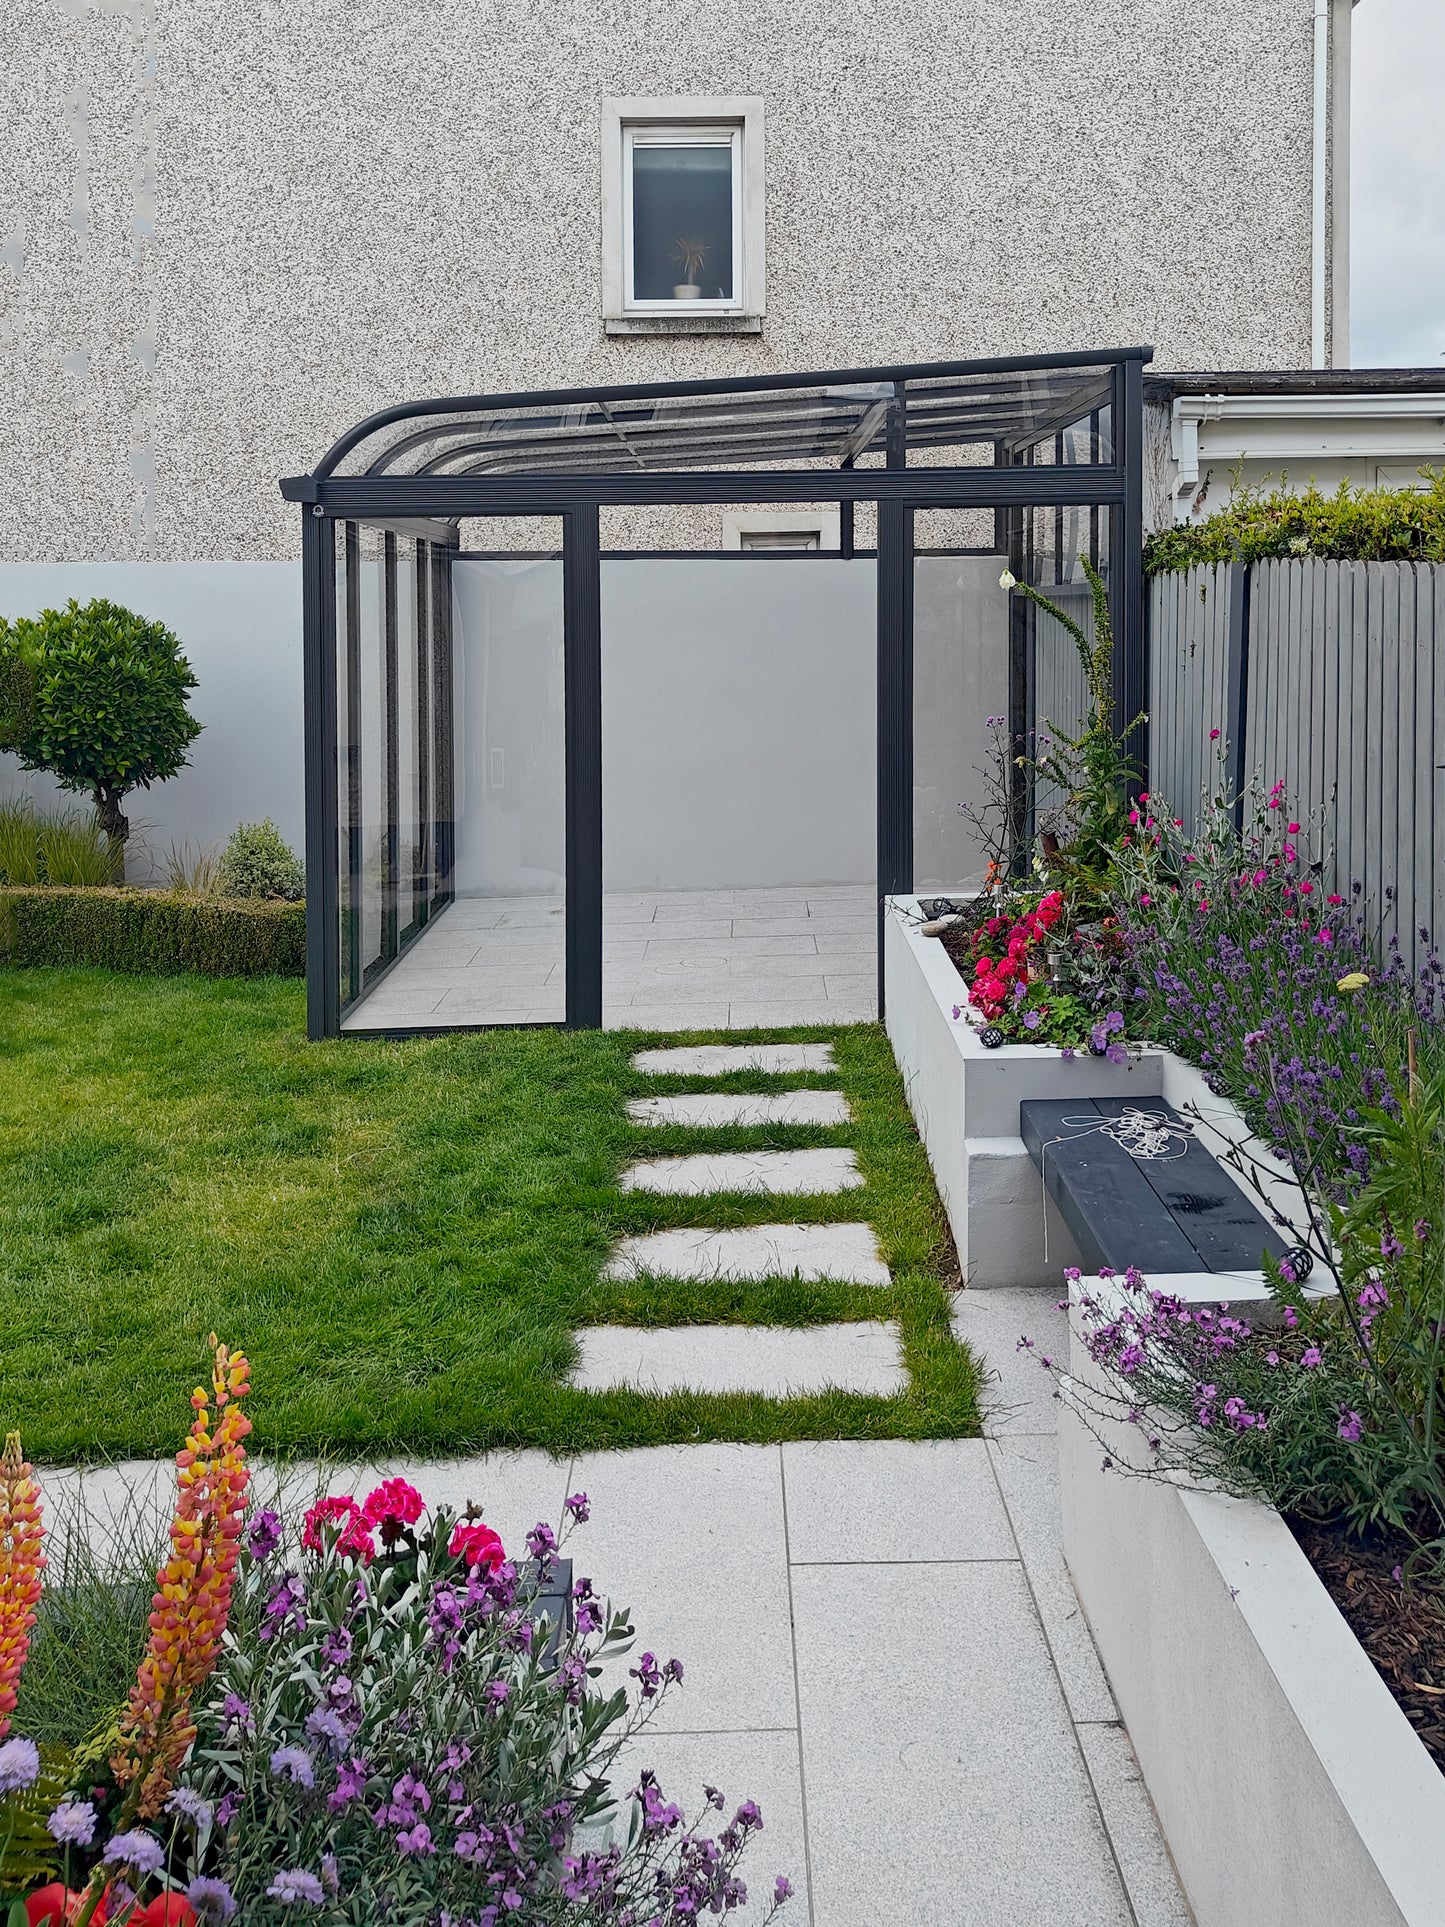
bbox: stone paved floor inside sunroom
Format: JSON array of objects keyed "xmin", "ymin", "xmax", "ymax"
[{"xmin": 342, "ymin": 884, "xmax": 878, "ymax": 1031}]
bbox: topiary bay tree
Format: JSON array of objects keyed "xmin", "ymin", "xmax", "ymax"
[{"xmin": 0, "ymin": 597, "xmax": 201, "ymax": 877}]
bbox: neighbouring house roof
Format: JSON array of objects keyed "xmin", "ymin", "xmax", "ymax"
[{"xmin": 1145, "ymin": 368, "xmax": 1445, "ymax": 401}]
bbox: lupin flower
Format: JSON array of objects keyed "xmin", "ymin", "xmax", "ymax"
[
  {"xmin": 112, "ymin": 1338, "xmax": 252, "ymax": 1815},
  {"xmin": 0, "ymin": 1429, "xmax": 45, "ymax": 1740}
]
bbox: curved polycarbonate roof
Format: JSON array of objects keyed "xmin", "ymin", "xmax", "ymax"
[{"xmin": 309, "ymin": 351, "xmax": 1142, "ymax": 482}]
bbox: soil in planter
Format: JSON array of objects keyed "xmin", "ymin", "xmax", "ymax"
[
  {"xmin": 1289, "ymin": 1515, "xmax": 1445, "ymax": 1773},
  {"xmin": 937, "ymin": 917, "xmax": 981, "ymax": 993}
]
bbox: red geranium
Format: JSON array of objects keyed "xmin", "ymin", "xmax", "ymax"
[
  {"xmin": 302, "ymin": 1495, "xmax": 376, "ymax": 1564},
  {"xmin": 360, "ymin": 1478, "xmax": 425, "ymax": 1531},
  {"xmin": 26, "ymin": 1889, "xmax": 108, "ymax": 1925},
  {"xmin": 448, "ymin": 1521, "xmax": 506, "ymax": 1572}
]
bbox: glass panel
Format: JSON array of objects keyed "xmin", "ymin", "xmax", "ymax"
[
  {"xmin": 631, "ymin": 138, "xmax": 734, "ymax": 302},
  {"xmin": 396, "ymin": 538, "xmax": 420, "ymax": 939},
  {"xmin": 357, "ymin": 526, "xmax": 387, "ymax": 985},
  {"xmin": 446, "ymin": 537, "xmax": 566, "ymax": 1023},
  {"xmin": 601, "ymin": 556, "xmax": 876, "ymax": 1029},
  {"xmin": 913, "ymin": 553, "xmax": 1012, "ymax": 893},
  {"xmin": 335, "ymin": 521, "xmax": 355, "ymax": 1009}
]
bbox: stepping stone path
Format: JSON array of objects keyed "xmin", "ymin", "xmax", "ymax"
[{"xmin": 573, "ymin": 1041, "xmax": 906, "ymax": 1397}]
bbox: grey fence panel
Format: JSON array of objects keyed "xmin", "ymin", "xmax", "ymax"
[
  {"xmin": 1146, "ymin": 561, "xmax": 1235, "ymax": 832},
  {"xmin": 1153, "ymin": 557, "xmax": 1444, "ymax": 973}
]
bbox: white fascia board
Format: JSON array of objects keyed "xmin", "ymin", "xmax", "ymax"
[{"xmin": 1172, "ymin": 392, "xmax": 1445, "ymax": 474}]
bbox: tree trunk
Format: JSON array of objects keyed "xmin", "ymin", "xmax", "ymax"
[{"xmin": 93, "ymin": 784, "xmax": 129, "ymax": 882}]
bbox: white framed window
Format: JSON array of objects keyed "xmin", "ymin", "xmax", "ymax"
[
  {"xmin": 602, "ymin": 98, "xmax": 765, "ymax": 327},
  {"xmin": 722, "ymin": 511, "xmax": 840, "ymax": 551}
]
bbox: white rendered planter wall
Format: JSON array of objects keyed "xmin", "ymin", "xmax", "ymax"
[
  {"xmin": 1060, "ymin": 1309, "xmax": 1445, "ymax": 1926},
  {"xmin": 881, "ymin": 899, "xmax": 1307, "ymax": 1288}
]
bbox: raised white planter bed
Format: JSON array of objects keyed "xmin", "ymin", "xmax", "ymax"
[
  {"xmin": 882, "ymin": 897, "xmax": 1307, "ymax": 1288},
  {"xmin": 1060, "ymin": 1304, "xmax": 1445, "ymax": 1926}
]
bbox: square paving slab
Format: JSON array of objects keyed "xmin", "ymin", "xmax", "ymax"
[
  {"xmin": 603, "ymin": 1222, "xmax": 890, "ymax": 1285},
  {"xmin": 619, "ymin": 1147, "xmax": 863, "ymax": 1196},
  {"xmin": 568, "ymin": 1322, "xmax": 907, "ymax": 1396},
  {"xmin": 625, "ymin": 1091, "xmax": 851, "ymax": 1128},
  {"xmin": 632, "ymin": 1043, "xmax": 837, "ymax": 1075}
]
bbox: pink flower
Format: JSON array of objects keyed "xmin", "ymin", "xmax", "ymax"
[
  {"xmin": 1209, "ymin": 728, "xmax": 1221, "ymax": 740},
  {"xmin": 1139, "ymin": 894, "xmax": 1151, "ymax": 907},
  {"xmin": 303, "ymin": 1496, "xmax": 376, "ymax": 1562},
  {"xmin": 1288, "ymin": 822, "xmax": 1300, "ymax": 834},
  {"xmin": 361, "ymin": 1479, "xmax": 425, "ymax": 1531},
  {"xmin": 448, "ymin": 1521, "xmax": 506, "ymax": 1572},
  {"xmin": 1300, "ymin": 1346, "xmax": 1322, "ymax": 1368}
]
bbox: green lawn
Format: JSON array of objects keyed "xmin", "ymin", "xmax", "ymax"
[{"xmin": 0, "ymin": 970, "xmax": 980, "ymax": 1461}]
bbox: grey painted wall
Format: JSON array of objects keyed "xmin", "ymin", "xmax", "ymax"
[
  {"xmin": 3, "ymin": 1, "xmax": 1335, "ymax": 564},
  {"xmin": 0, "ymin": 561, "xmax": 303, "ymax": 877},
  {"xmin": 452, "ymin": 553, "xmax": 1007, "ymax": 893}
]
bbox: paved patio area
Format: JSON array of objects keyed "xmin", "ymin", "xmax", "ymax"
[
  {"xmin": 341, "ymin": 884, "xmax": 877, "ymax": 1031},
  {"xmin": 51, "ymin": 1291, "xmax": 1191, "ymax": 1926}
]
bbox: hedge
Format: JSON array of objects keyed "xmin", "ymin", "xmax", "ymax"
[
  {"xmin": 0, "ymin": 887, "xmax": 306, "ymax": 977},
  {"xmin": 1144, "ymin": 469, "xmax": 1445, "ymax": 575}
]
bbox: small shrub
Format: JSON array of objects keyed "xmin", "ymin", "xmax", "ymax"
[
  {"xmin": 0, "ymin": 887, "xmax": 305, "ymax": 977},
  {"xmin": 0, "ymin": 598, "xmax": 202, "ymax": 873},
  {"xmin": 1145, "ymin": 468, "xmax": 1445, "ymax": 574},
  {"xmin": 217, "ymin": 819, "xmax": 304, "ymax": 901}
]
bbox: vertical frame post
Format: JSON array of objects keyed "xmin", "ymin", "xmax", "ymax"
[
  {"xmin": 414, "ymin": 541, "xmax": 432, "ymax": 925},
  {"xmin": 301, "ymin": 507, "xmax": 340, "ymax": 1039},
  {"xmin": 344, "ymin": 521, "xmax": 362, "ymax": 1005},
  {"xmin": 564, "ymin": 504, "xmax": 603, "ymax": 1028},
  {"xmin": 1110, "ymin": 356, "xmax": 1147, "ymax": 789},
  {"xmin": 1225, "ymin": 559, "xmax": 1253, "ymax": 831},
  {"xmin": 382, "ymin": 532, "xmax": 400, "ymax": 964},
  {"xmin": 875, "ymin": 384, "xmax": 912, "ymax": 1019},
  {"xmin": 431, "ymin": 539, "xmax": 455, "ymax": 905}
]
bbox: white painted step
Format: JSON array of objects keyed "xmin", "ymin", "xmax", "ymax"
[
  {"xmin": 631, "ymin": 1043, "xmax": 837, "ymax": 1076},
  {"xmin": 626, "ymin": 1091, "xmax": 851, "ymax": 1128},
  {"xmin": 603, "ymin": 1222, "xmax": 890, "ymax": 1285},
  {"xmin": 569, "ymin": 1322, "xmax": 907, "ymax": 1396},
  {"xmin": 619, "ymin": 1147, "xmax": 863, "ymax": 1197}
]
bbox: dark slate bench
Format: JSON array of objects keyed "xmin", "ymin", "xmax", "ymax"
[{"xmin": 1020, "ymin": 1096, "xmax": 1290, "ymax": 1277}]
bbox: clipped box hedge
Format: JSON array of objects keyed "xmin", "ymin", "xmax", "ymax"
[{"xmin": 0, "ymin": 885, "xmax": 306, "ymax": 977}]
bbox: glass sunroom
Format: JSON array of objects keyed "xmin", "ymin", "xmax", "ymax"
[{"xmin": 280, "ymin": 348, "xmax": 1149, "ymax": 1040}]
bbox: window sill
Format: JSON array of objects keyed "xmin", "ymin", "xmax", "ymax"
[{"xmin": 604, "ymin": 314, "xmax": 764, "ymax": 337}]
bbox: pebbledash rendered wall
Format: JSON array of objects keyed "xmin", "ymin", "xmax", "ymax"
[{"xmin": 2, "ymin": 0, "xmax": 1342, "ymax": 567}]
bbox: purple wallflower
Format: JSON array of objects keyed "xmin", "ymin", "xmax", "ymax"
[
  {"xmin": 267, "ymin": 1869, "xmax": 325, "ymax": 1906},
  {"xmin": 221, "ymin": 1691, "xmax": 253, "ymax": 1736},
  {"xmin": 187, "ymin": 1876, "xmax": 238, "ymax": 1924},
  {"xmin": 215, "ymin": 1792, "xmax": 240, "ymax": 1827},
  {"xmin": 565, "ymin": 1491, "xmax": 591, "ymax": 1524},
  {"xmin": 247, "ymin": 1508, "xmax": 283, "ymax": 1559},
  {"xmin": 47, "ymin": 1799, "xmax": 97, "ymax": 1846},
  {"xmin": 0, "ymin": 1738, "xmax": 40, "ymax": 1794},
  {"xmin": 397, "ymin": 1821, "xmax": 435, "ymax": 1856},
  {"xmin": 328, "ymin": 1756, "xmax": 369, "ymax": 1812},
  {"xmin": 1337, "ymin": 1408, "xmax": 1364, "ymax": 1443},
  {"xmin": 1299, "ymin": 1346, "xmax": 1323, "ymax": 1368},
  {"xmin": 775, "ymin": 1875, "xmax": 795, "ymax": 1904}
]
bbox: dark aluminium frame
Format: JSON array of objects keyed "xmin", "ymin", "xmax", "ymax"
[{"xmin": 287, "ymin": 348, "xmax": 1148, "ymax": 1041}]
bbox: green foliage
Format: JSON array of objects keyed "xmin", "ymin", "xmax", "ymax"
[
  {"xmin": 217, "ymin": 818, "xmax": 305, "ymax": 901},
  {"xmin": 1144, "ymin": 468, "xmax": 1445, "ymax": 574},
  {"xmin": 1011, "ymin": 558, "xmax": 1141, "ymax": 894},
  {"xmin": 160, "ymin": 837, "xmax": 223, "ymax": 895},
  {"xmin": 0, "ymin": 599, "xmax": 201, "ymax": 852},
  {"xmin": 0, "ymin": 1749, "xmax": 67, "ymax": 1899},
  {"xmin": 0, "ymin": 887, "xmax": 305, "ymax": 977}
]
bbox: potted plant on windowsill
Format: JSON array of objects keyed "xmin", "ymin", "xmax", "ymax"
[{"xmin": 670, "ymin": 236, "xmax": 707, "ymax": 299}]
